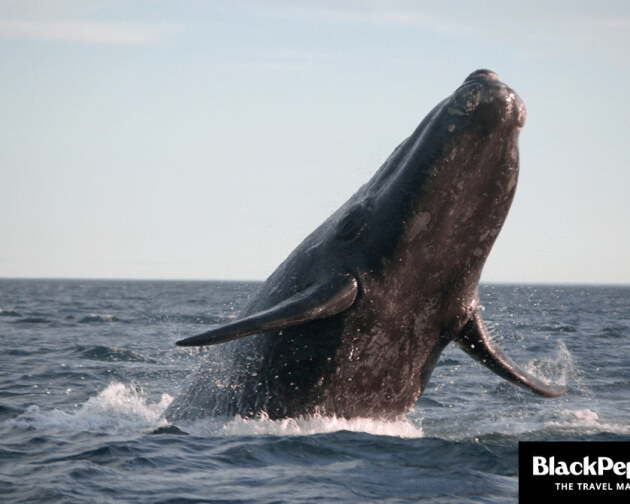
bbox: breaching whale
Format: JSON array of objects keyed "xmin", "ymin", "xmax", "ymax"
[{"xmin": 166, "ymin": 69, "xmax": 566, "ymax": 421}]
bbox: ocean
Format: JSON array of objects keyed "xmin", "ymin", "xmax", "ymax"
[{"xmin": 1, "ymin": 279, "xmax": 628, "ymax": 503}]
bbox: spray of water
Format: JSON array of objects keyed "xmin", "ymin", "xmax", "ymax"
[
  {"xmin": 5, "ymin": 382, "xmax": 173, "ymax": 433},
  {"xmin": 522, "ymin": 340, "xmax": 573, "ymax": 387},
  {"xmin": 5, "ymin": 349, "xmax": 625, "ymax": 439},
  {"xmin": 545, "ymin": 409, "xmax": 630, "ymax": 435},
  {"xmin": 210, "ymin": 412, "xmax": 423, "ymax": 438},
  {"xmin": 5, "ymin": 382, "xmax": 423, "ymax": 438}
]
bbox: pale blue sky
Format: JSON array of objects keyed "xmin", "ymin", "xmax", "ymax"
[{"xmin": 1, "ymin": 1, "xmax": 629, "ymax": 283}]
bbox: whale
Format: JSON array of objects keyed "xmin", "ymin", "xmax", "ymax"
[{"xmin": 165, "ymin": 69, "xmax": 566, "ymax": 421}]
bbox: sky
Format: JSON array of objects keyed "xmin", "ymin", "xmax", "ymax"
[{"xmin": 0, "ymin": 0, "xmax": 629, "ymax": 284}]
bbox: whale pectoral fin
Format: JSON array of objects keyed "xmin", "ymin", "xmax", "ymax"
[
  {"xmin": 176, "ymin": 273, "xmax": 358, "ymax": 347},
  {"xmin": 456, "ymin": 311, "xmax": 566, "ymax": 398}
]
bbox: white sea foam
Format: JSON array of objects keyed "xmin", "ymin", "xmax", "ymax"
[
  {"xmin": 78, "ymin": 313, "xmax": 120, "ymax": 323},
  {"xmin": 6, "ymin": 382, "xmax": 627, "ymax": 439},
  {"xmin": 546, "ymin": 408, "xmax": 630, "ymax": 435},
  {"xmin": 212, "ymin": 412, "xmax": 424, "ymax": 438},
  {"xmin": 5, "ymin": 382, "xmax": 423, "ymax": 438},
  {"xmin": 5, "ymin": 382, "xmax": 173, "ymax": 432}
]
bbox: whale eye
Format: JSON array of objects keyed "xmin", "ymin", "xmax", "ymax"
[{"xmin": 335, "ymin": 207, "xmax": 367, "ymax": 241}]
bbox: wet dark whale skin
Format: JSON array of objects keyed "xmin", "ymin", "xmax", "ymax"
[{"xmin": 166, "ymin": 70, "xmax": 561, "ymax": 421}]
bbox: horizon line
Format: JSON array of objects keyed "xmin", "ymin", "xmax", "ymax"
[{"xmin": 0, "ymin": 275, "xmax": 628, "ymax": 288}]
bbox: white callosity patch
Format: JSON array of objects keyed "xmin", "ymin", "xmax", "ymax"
[{"xmin": 404, "ymin": 212, "xmax": 431, "ymax": 243}]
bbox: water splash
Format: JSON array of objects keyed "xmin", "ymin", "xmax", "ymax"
[
  {"xmin": 5, "ymin": 382, "xmax": 173, "ymax": 433},
  {"xmin": 5, "ymin": 382, "xmax": 422, "ymax": 438},
  {"xmin": 523, "ymin": 340, "xmax": 573, "ymax": 387},
  {"xmin": 214, "ymin": 412, "xmax": 424, "ymax": 438},
  {"xmin": 546, "ymin": 409, "xmax": 630, "ymax": 435}
]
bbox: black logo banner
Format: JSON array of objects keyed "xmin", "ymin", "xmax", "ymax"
[{"xmin": 520, "ymin": 442, "xmax": 630, "ymax": 503}]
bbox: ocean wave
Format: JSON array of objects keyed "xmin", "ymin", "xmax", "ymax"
[
  {"xmin": 12, "ymin": 316, "xmax": 52, "ymax": 324},
  {"xmin": 0, "ymin": 404, "xmax": 23, "ymax": 420},
  {"xmin": 536, "ymin": 325, "xmax": 577, "ymax": 333},
  {"xmin": 0, "ymin": 308, "xmax": 21, "ymax": 317},
  {"xmin": 153, "ymin": 314, "xmax": 236, "ymax": 325},
  {"xmin": 598, "ymin": 325, "xmax": 629, "ymax": 338},
  {"xmin": 72, "ymin": 345, "xmax": 156, "ymax": 363}
]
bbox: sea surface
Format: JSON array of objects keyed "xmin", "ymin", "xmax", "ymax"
[{"xmin": 1, "ymin": 279, "xmax": 629, "ymax": 503}]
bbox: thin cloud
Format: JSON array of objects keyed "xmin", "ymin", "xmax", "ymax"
[
  {"xmin": 270, "ymin": 1, "xmax": 475, "ymax": 36},
  {"xmin": 0, "ymin": 20, "xmax": 176, "ymax": 45}
]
